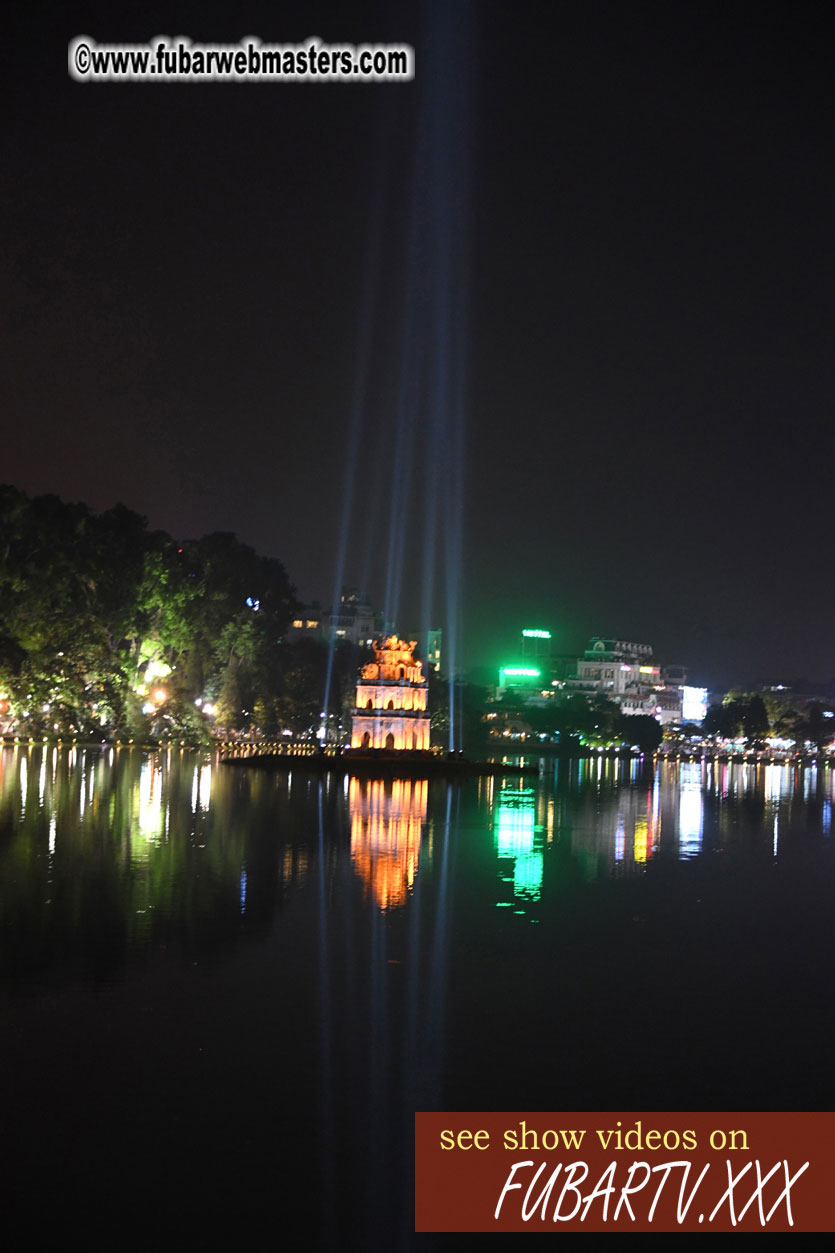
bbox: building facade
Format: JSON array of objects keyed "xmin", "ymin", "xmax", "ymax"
[
  {"xmin": 423, "ymin": 628, "xmax": 443, "ymax": 674},
  {"xmin": 567, "ymin": 636, "xmax": 687, "ymax": 724},
  {"xmin": 350, "ymin": 636, "xmax": 431, "ymax": 751},
  {"xmin": 329, "ymin": 587, "xmax": 380, "ymax": 646},
  {"xmin": 286, "ymin": 601, "xmax": 325, "ymax": 641}
]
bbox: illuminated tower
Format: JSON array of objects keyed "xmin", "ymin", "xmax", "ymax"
[
  {"xmin": 350, "ymin": 636, "xmax": 431, "ymax": 751},
  {"xmin": 520, "ymin": 627, "xmax": 552, "ymax": 667}
]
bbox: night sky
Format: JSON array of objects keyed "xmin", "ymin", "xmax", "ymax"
[{"xmin": 4, "ymin": 1, "xmax": 834, "ymax": 688}]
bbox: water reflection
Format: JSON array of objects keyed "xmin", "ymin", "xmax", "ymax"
[
  {"xmin": 2, "ymin": 746, "xmax": 835, "ymax": 1246},
  {"xmin": 494, "ymin": 783, "xmax": 542, "ymax": 911},
  {"xmin": 4, "ymin": 746, "xmax": 835, "ymax": 984},
  {"xmin": 0, "ymin": 745, "xmax": 287, "ymax": 982},
  {"xmin": 348, "ymin": 776, "xmax": 427, "ymax": 910},
  {"xmin": 678, "ymin": 761, "xmax": 704, "ymax": 857}
]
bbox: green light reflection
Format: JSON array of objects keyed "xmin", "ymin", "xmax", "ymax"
[{"xmin": 494, "ymin": 785, "xmax": 543, "ymax": 909}]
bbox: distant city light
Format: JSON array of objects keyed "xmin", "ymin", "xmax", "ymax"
[{"xmin": 681, "ymin": 686, "xmax": 708, "ymax": 722}]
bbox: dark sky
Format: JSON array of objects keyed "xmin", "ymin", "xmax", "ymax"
[{"xmin": 3, "ymin": 0, "xmax": 834, "ymax": 688}]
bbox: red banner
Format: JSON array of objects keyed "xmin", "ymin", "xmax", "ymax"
[{"xmin": 415, "ymin": 1112, "xmax": 834, "ymax": 1232}]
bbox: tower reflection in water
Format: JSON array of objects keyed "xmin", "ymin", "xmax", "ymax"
[{"xmin": 348, "ymin": 776, "xmax": 428, "ymax": 909}]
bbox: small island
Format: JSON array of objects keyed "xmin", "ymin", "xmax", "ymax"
[{"xmin": 224, "ymin": 636, "xmax": 537, "ymax": 777}]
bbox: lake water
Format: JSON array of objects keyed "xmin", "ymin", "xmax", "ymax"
[{"xmin": 1, "ymin": 745, "xmax": 833, "ymax": 1247}]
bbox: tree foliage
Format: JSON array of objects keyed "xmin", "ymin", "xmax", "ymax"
[{"xmin": 0, "ymin": 486, "xmax": 304, "ymax": 742}]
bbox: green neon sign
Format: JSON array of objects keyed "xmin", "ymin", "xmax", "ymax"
[
  {"xmin": 522, "ymin": 629, "xmax": 551, "ymax": 639},
  {"xmin": 501, "ymin": 667, "xmax": 541, "ymax": 678}
]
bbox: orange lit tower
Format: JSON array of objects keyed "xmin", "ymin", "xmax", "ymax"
[{"xmin": 350, "ymin": 636, "xmax": 431, "ymax": 751}]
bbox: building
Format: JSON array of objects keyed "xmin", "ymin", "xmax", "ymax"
[
  {"xmin": 495, "ymin": 628, "xmax": 561, "ymax": 704},
  {"xmin": 568, "ymin": 637, "xmax": 655, "ymax": 696},
  {"xmin": 350, "ymin": 636, "xmax": 431, "ymax": 751},
  {"xmin": 423, "ymin": 628, "xmax": 443, "ymax": 674},
  {"xmin": 328, "ymin": 587, "xmax": 381, "ymax": 647},
  {"xmin": 286, "ymin": 587, "xmax": 383, "ymax": 648},
  {"xmin": 567, "ymin": 636, "xmax": 687, "ymax": 725},
  {"xmin": 286, "ymin": 601, "xmax": 325, "ymax": 641},
  {"xmin": 520, "ymin": 628, "xmax": 553, "ymax": 669}
]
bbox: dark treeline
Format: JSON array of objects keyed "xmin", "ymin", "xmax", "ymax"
[
  {"xmin": 5, "ymin": 486, "xmax": 829, "ymax": 754},
  {"xmin": 0, "ymin": 486, "xmax": 361, "ymax": 743},
  {"xmin": 434, "ymin": 682, "xmax": 666, "ymax": 754},
  {"xmin": 702, "ymin": 689, "xmax": 835, "ymax": 751}
]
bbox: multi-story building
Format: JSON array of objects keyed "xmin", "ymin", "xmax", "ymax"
[
  {"xmin": 286, "ymin": 601, "xmax": 325, "ymax": 641},
  {"xmin": 328, "ymin": 587, "xmax": 381, "ymax": 647},
  {"xmin": 567, "ymin": 637, "xmax": 686, "ymax": 724},
  {"xmin": 495, "ymin": 628, "xmax": 561, "ymax": 704},
  {"xmin": 286, "ymin": 587, "xmax": 383, "ymax": 647},
  {"xmin": 568, "ymin": 637, "xmax": 655, "ymax": 696},
  {"xmin": 423, "ymin": 628, "xmax": 443, "ymax": 674},
  {"xmin": 520, "ymin": 627, "xmax": 553, "ymax": 668}
]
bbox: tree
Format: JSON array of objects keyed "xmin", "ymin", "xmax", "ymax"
[
  {"xmin": 551, "ymin": 694, "xmax": 598, "ymax": 738},
  {"xmin": 184, "ymin": 532, "xmax": 297, "ymax": 730},
  {"xmin": 272, "ymin": 638, "xmax": 329, "ymax": 738},
  {"xmin": 0, "ymin": 487, "xmax": 299, "ymax": 743},
  {"xmin": 742, "ymin": 695, "xmax": 770, "ymax": 744},
  {"xmin": 703, "ymin": 691, "xmax": 773, "ymax": 744},
  {"xmin": 430, "ymin": 677, "xmax": 491, "ymax": 750},
  {"xmin": 793, "ymin": 702, "xmax": 835, "ymax": 753},
  {"xmin": 616, "ymin": 714, "xmax": 663, "ymax": 753},
  {"xmin": 703, "ymin": 701, "xmax": 742, "ymax": 739}
]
